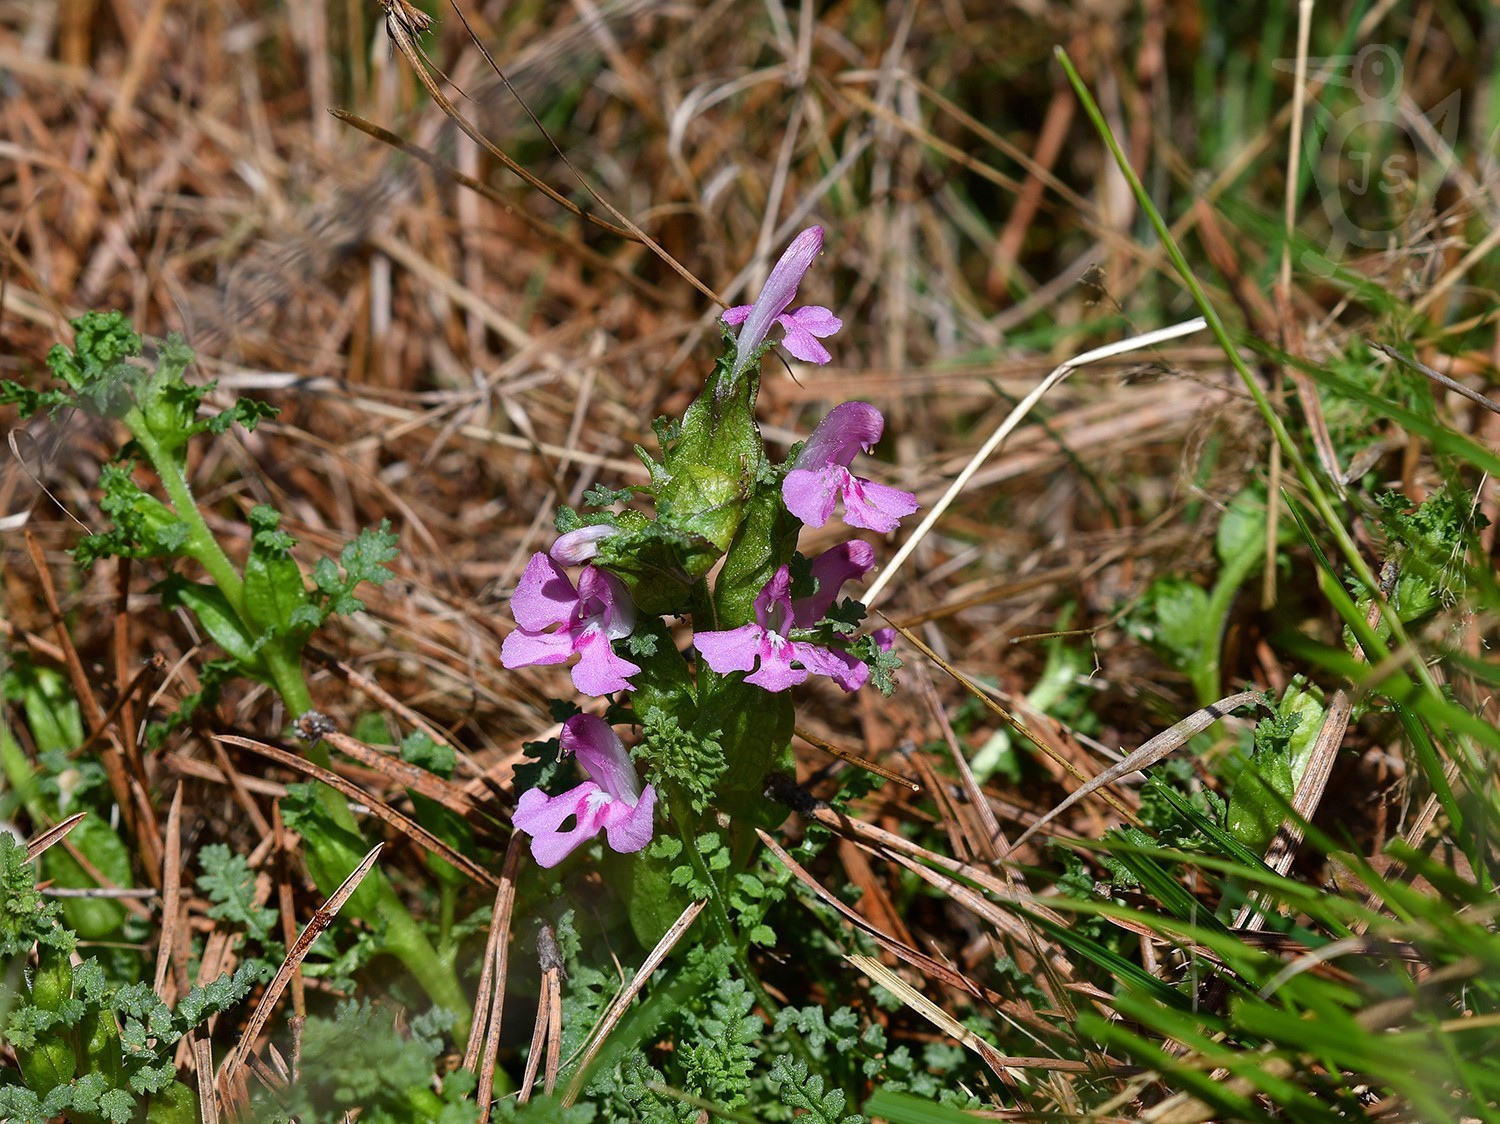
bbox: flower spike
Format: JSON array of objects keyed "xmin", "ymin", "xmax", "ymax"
[
  {"xmin": 782, "ymin": 402, "xmax": 919, "ymax": 533},
  {"xmin": 512, "ymin": 714, "xmax": 657, "ymax": 868},
  {"xmin": 500, "ymin": 553, "xmax": 640, "ymax": 695},
  {"xmin": 723, "ymin": 226, "xmax": 843, "ymax": 387},
  {"xmin": 694, "ymin": 565, "xmax": 867, "ymax": 693}
]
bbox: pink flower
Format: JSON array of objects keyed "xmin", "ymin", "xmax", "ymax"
[
  {"xmin": 789, "ymin": 540, "xmax": 875, "ymax": 626},
  {"xmin": 500, "ymin": 553, "xmax": 640, "ymax": 696},
  {"xmin": 782, "ymin": 402, "xmax": 919, "ymax": 533},
  {"xmin": 694, "ymin": 566, "xmax": 867, "ymax": 693},
  {"xmin": 723, "ymin": 226, "xmax": 843, "ymax": 385},
  {"xmin": 550, "ymin": 524, "xmax": 620, "ymax": 565},
  {"xmin": 512, "ymin": 714, "xmax": 657, "ymax": 868}
]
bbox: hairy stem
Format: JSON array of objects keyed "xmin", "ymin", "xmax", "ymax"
[{"xmin": 128, "ymin": 413, "xmax": 469, "ymax": 1023}]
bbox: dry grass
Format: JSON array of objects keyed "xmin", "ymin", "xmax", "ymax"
[
  {"xmin": 2, "ymin": 0, "xmax": 1497, "ymax": 1115},
  {"xmin": 1, "ymin": 0, "xmax": 1265, "ymax": 765}
]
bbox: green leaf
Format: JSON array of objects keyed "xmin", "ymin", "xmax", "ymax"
[
  {"xmin": 1140, "ymin": 775, "xmax": 1277, "ymax": 872},
  {"xmin": 695, "ymin": 673, "xmax": 793, "ymax": 815},
  {"xmin": 337, "ymin": 521, "xmax": 400, "ymax": 589},
  {"xmin": 196, "ymin": 844, "xmax": 277, "ymax": 943},
  {"xmin": 863, "ymin": 1088, "xmax": 986, "ymax": 1123},
  {"xmin": 4, "ymin": 662, "xmax": 136, "ymax": 939},
  {"xmin": 582, "ymin": 483, "xmax": 636, "ymax": 508},
  {"xmin": 205, "ymin": 397, "xmax": 278, "ymax": 434},
  {"xmin": 713, "ymin": 475, "xmax": 800, "ymax": 629},
  {"xmin": 642, "ymin": 357, "xmax": 768, "ymax": 586},
  {"xmin": 640, "ymin": 710, "xmax": 725, "ymax": 814},
  {"xmin": 14, "ymin": 948, "xmax": 80, "ymax": 1089},
  {"xmin": 769, "ymin": 1057, "xmax": 863, "ymax": 1124},
  {"xmin": 0, "ymin": 379, "xmax": 76, "ymax": 418},
  {"xmin": 171, "ymin": 963, "xmax": 260, "ymax": 1030},
  {"xmin": 1227, "ymin": 682, "xmax": 1323, "ymax": 854},
  {"xmin": 97, "ymin": 1089, "xmax": 135, "ymax": 1124},
  {"xmin": 139, "ymin": 375, "xmax": 208, "ymax": 458},
  {"xmin": 747, "ymin": 924, "xmax": 776, "ymax": 947},
  {"xmin": 143, "ymin": 657, "xmax": 236, "ymax": 750},
  {"xmin": 74, "ymin": 463, "xmax": 189, "ymax": 568},
  {"xmin": 677, "ymin": 976, "xmax": 762, "ymax": 1109},
  {"xmin": 279, "ymin": 783, "xmax": 383, "ymax": 918},
  {"xmin": 1128, "ymin": 575, "xmax": 1210, "ymax": 669},
  {"xmin": 0, "ymin": 833, "xmax": 73, "ymax": 959},
  {"xmin": 45, "ymin": 311, "xmax": 143, "ymax": 417},
  {"xmin": 9, "ymin": 661, "xmax": 85, "ymax": 753},
  {"xmin": 311, "ymin": 521, "xmax": 400, "ymax": 618},
  {"xmin": 400, "ymin": 730, "xmax": 455, "ymax": 778},
  {"xmin": 1373, "ymin": 486, "xmax": 1488, "ymax": 628},
  {"xmin": 655, "ymin": 463, "xmax": 749, "ymax": 571},
  {"xmin": 156, "ymin": 577, "xmax": 269, "ymax": 679},
  {"xmin": 75, "ymin": 999, "xmax": 127, "ymax": 1095},
  {"xmin": 627, "ymin": 843, "xmax": 699, "ymax": 946},
  {"xmin": 1307, "ymin": 357, "xmax": 1500, "ymax": 478},
  {"xmin": 242, "ymin": 505, "xmax": 312, "ymax": 638},
  {"xmin": 247, "ymin": 1001, "xmax": 466, "ymax": 1119},
  {"xmin": 595, "ymin": 521, "xmax": 706, "ymax": 616},
  {"xmin": 1215, "ymin": 485, "xmax": 1287, "ymax": 567},
  {"xmin": 0, "ymin": 1087, "xmax": 48, "ymax": 1124},
  {"xmin": 44, "ymin": 816, "xmax": 133, "ymax": 940},
  {"xmin": 142, "ymin": 1081, "xmax": 200, "ymax": 1123},
  {"xmin": 851, "ymin": 632, "xmax": 902, "ymax": 696},
  {"xmin": 126, "ymin": 1060, "xmax": 177, "ymax": 1095}
]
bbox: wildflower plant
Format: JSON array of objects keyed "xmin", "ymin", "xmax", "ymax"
[
  {"xmin": 0, "ymin": 314, "xmax": 469, "ymax": 1023},
  {"xmin": 502, "ymin": 226, "xmax": 914, "ymax": 913}
]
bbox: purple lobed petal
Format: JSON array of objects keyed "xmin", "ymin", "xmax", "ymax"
[
  {"xmin": 792, "ymin": 401, "xmax": 885, "ymax": 473},
  {"xmin": 569, "ymin": 627, "xmax": 641, "ymax": 696},
  {"xmin": 512, "ymin": 783, "xmax": 605, "ymax": 868},
  {"xmin": 500, "ymin": 625, "xmax": 575, "ymax": 671},
  {"xmin": 744, "ymin": 660, "xmax": 808, "ymax": 692},
  {"xmin": 775, "ymin": 306, "xmax": 842, "ymax": 365},
  {"xmin": 601, "ymin": 783, "xmax": 657, "ymax": 854},
  {"xmin": 792, "ymin": 540, "xmax": 876, "ymax": 627},
  {"xmin": 783, "ymin": 305, "xmax": 842, "ymax": 337},
  {"xmin": 692, "ymin": 623, "xmax": 763, "ymax": 675},
  {"xmin": 837, "ymin": 476, "xmax": 920, "ymax": 534},
  {"xmin": 742, "ymin": 631, "xmax": 807, "ymax": 692},
  {"xmin": 776, "ymin": 324, "xmax": 832, "ymax": 366},
  {"xmin": 563, "ymin": 714, "xmax": 641, "ymax": 803},
  {"xmin": 509, "ymin": 552, "xmax": 578, "ymax": 631},
  {"xmin": 512, "ymin": 783, "xmax": 588, "ymax": 838},
  {"xmin": 781, "ymin": 466, "xmax": 843, "ymax": 528},
  {"xmin": 791, "ymin": 641, "xmax": 868, "ymax": 692}
]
